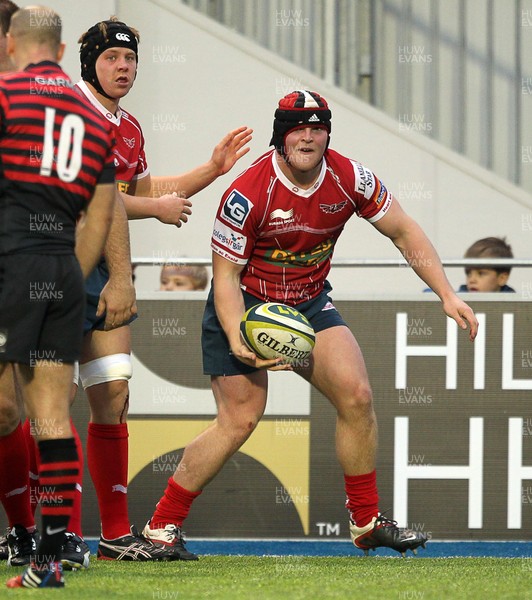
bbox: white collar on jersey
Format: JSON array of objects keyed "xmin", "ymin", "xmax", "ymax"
[
  {"xmin": 76, "ymin": 80, "xmax": 122, "ymax": 126},
  {"xmin": 271, "ymin": 150, "xmax": 327, "ymax": 198}
]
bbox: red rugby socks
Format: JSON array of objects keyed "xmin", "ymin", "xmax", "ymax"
[
  {"xmin": 87, "ymin": 422, "xmax": 130, "ymax": 539},
  {"xmin": 0, "ymin": 423, "xmax": 34, "ymax": 529},
  {"xmin": 344, "ymin": 469, "xmax": 379, "ymax": 527},
  {"xmin": 151, "ymin": 477, "xmax": 202, "ymax": 528}
]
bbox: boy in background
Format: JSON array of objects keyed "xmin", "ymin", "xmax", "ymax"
[
  {"xmin": 459, "ymin": 237, "xmax": 515, "ymax": 292},
  {"xmin": 159, "ymin": 265, "xmax": 208, "ymax": 291}
]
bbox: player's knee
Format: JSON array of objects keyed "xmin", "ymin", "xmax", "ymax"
[
  {"xmin": 242, "ymin": 416, "xmax": 260, "ymax": 434},
  {"xmin": 217, "ymin": 410, "xmax": 261, "ymax": 447},
  {"xmin": 80, "ymin": 353, "xmax": 132, "ymax": 389},
  {"xmin": 81, "ymin": 354, "xmax": 132, "ymax": 423},
  {"xmin": 353, "ymin": 382, "xmax": 373, "ymax": 410},
  {"xmin": 338, "ymin": 382, "xmax": 374, "ymax": 416},
  {"xmin": 230, "ymin": 414, "xmax": 261, "ymax": 443},
  {"xmin": 100, "ymin": 377, "xmax": 130, "ymax": 403},
  {"xmin": 89, "ymin": 378, "xmax": 130, "ymax": 422}
]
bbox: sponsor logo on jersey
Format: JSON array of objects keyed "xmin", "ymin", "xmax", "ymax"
[
  {"xmin": 212, "ymin": 219, "xmax": 247, "ymax": 255},
  {"xmin": 268, "ymin": 207, "xmax": 298, "ymax": 227},
  {"xmin": 319, "ymin": 200, "xmax": 347, "ymax": 214},
  {"xmin": 375, "ymin": 183, "xmax": 387, "ymax": 205},
  {"xmin": 221, "ymin": 190, "xmax": 253, "ymax": 229},
  {"xmin": 379, "ymin": 193, "xmax": 393, "ymax": 214},
  {"xmin": 212, "ymin": 246, "xmax": 241, "ymax": 264},
  {"xmin": 269, "ymin": 208, "xmax": 294, "ymax": 220},
  {"xmin": 354, "ymin": 162, "xmax": 375, "ymax": 198},
  {"xmin": 114, "ymin": 158, "xmax": 120, "ymax": 167},
  {"xmin": 122, "ymin": 136, "xmax": 136, "ymax": 149},
  {"xmin": 117, "ymin": 180, "xmax": 130, "ymax": 193},
  {"xmin": 263, "ymin": 238, "xmax": 334, "ymax": 267},
  {"xmin": 33, "ymin": 76, "xmax": 73, "ymax": 89}
]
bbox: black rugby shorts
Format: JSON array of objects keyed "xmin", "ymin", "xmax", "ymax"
[
  {"xmin": 201, "ymin": 280, "xmax": 347, "ymax": 376},
  {"xmin": 0, "ymin": 254, "xmax": 85, "ymax": 364},
  {"xmin": 84, "ymin": 258, "xmax": 137, "ymax": 334}
]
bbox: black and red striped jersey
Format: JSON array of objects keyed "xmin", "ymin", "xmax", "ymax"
[{"xmin": 0, "ymin": 61, "xmax": 115, "ymax": 255}]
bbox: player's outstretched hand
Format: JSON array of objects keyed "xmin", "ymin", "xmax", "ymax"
[
  {"xmin": 233, "ymin": 338, "xmax": 293, "ymax": 371},
  {"xmin": 210, "ymin": 126, "xmax": 253, "ymax": 176},
  {"xmin": 97, "ymin": 277, "xmax": 138, "ymax": 331},
  {"xmin": 442, "ymin": 295, "xmax": 479, "ymax": 341},
  {"xmin": 156, "ymin": 192, "xmax": 193, "ymax": 227}
]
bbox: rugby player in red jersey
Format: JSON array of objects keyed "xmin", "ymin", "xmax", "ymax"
[
  {"xmin": 142, "ymin": 90, "xmax": 478, "ymax": 557},
  {"xmin": 18, "ymin": 16, "xmax": 251, "ymax": 564},
  {"xmin": 1, "ymin": 6, "xmax": 116, "ymax": 588}
]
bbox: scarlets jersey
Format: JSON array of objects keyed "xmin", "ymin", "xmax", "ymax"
[
  {"xmin": 211, "ymin": 149, "xmax": 393, "ymax": 305},
  {"xmin": 0, "ymin": 61, "xmax": 115, "ymax": 255},
  {"xmin": 76, "ymin": 80, "xmax": 149, "ymax": 192}
]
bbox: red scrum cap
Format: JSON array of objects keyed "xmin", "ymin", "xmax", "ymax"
[{"xmin": 270, "ymin": 90, "xmax": 332, "ymax": 156}]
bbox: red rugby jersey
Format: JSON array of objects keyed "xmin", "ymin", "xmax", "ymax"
[
  {"xmin": 211, "ymin": 149, "xmax": 393, "ymax": 305},
  {"xmin": 76, "ymin": 80, "xmax": 149, "ymax": 193},
  {"xmin": 0, "ymin": 61, "xmax": 115, "ymax": 255}
]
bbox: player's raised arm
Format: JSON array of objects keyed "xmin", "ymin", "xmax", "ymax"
[
  {"xmin": 372, "ymin": 199, "xmax": 479, "ymax": 341},
  {"xmin": 119, "ymin": 127, "xmax": 253, "ymax": 226},
  {"xmin": 150, "ymin": 126, "xmax": 253, "ymax": 198},
  {"xmin": 119, "ymin": 186, "xmax": 193, "ymax": 227}
]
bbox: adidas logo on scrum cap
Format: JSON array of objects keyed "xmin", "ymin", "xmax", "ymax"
[{"xmin": 308, "ymin": 114, "xmax": 320, "ymax": 122}]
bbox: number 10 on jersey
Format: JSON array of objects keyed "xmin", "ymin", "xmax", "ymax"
[{"xmin": 40, "ymin": 107, "xmax": 85, "ymax": 183}]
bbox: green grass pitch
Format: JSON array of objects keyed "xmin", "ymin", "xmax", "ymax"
[{"xmin": 1, "ymin": 556, "xmax": 531, "ymax": 599}]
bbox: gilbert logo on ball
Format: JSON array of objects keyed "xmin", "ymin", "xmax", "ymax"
[{"xmin": 240, "ymin": 303, "xmax": 315, "ymax": 363}]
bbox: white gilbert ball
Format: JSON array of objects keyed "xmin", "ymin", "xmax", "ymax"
[{"xmin": 240, "ymin": 302, "xmax": 316, "ymax": 363}]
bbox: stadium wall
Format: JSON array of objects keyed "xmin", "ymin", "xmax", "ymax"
[{"xmin": 21, "ymin": 0, "xmax": 532, "ymax": 297}]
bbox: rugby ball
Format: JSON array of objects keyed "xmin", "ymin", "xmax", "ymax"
[{"xmin": 240, "ymin": 303, "xmax": 315, "ymax": 363}]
